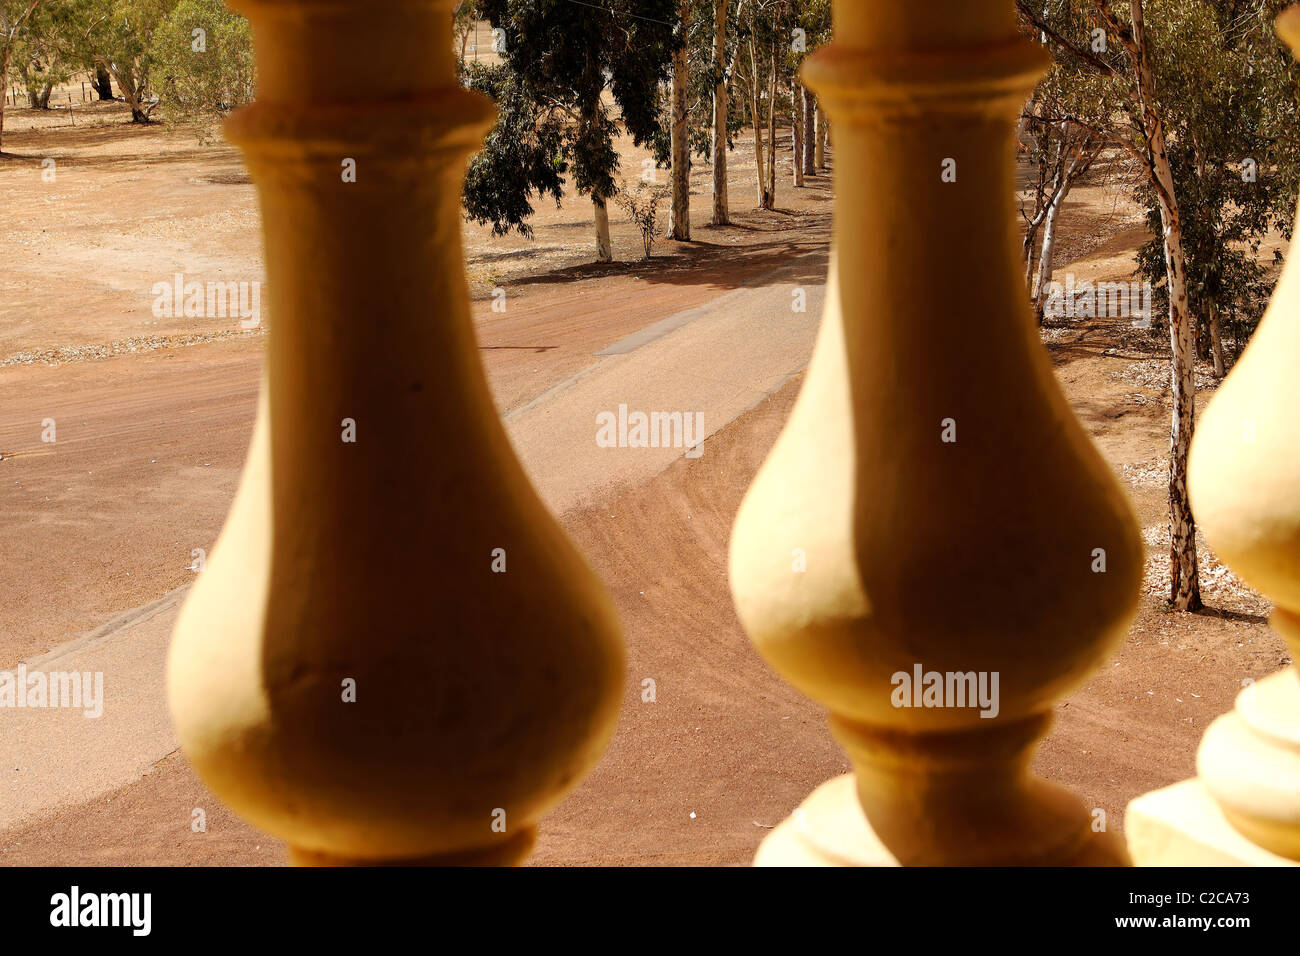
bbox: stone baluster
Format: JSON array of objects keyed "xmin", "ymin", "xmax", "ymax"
[
  {"xmin": 728, "ymin": 0, "xmax": 1143, "ymax": 866},
  {"xmin": 1125, "ymin": 6, "xmax": 1300, "ymax": 870},
  {"xmin": 166, "ymin": 0, "xmax": 624, "ymax": 866}
]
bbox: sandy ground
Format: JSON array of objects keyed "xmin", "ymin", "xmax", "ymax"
[{"xmin": 0, "ymin": 97, "xmax": 1290, "ymax": 865}]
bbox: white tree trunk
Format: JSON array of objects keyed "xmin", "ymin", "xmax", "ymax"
[
  {"xmin": 792, "ymin": 78, "xmax": 804, "ymax": 188},
  {"xmin": 669, "ymin": 21, "xmax": 691, "ymax": 241},
  {"xmin": 1033, "ymin": 180, "xmax": 1069, "ymax": 321},
  {"xmin": 593, "ymin": 194, "xmax": 613, "ymax": 263}
]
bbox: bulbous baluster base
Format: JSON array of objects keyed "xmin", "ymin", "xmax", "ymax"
[
  {"xmin": 289, "ymin": 828, "xmax": 537, "ymax": 867},
  {"xmin": 755, "ymin": 773, "xmax": 1128, "ymax": 867},
  {"xmin": 1196, "ymin": 628, "xmax": 1300, "ymax": 862},
  {"xmin": 834, "ymin": 715, "xmax": 1130, "ymax": 866}
]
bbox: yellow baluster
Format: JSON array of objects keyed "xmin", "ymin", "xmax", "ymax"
[
  {"xmin": 729, "ymin": 0, "xmax": 1142, "ymax": 866},
  {"xmin": 166, "ymin": 0, "xmax": 624, "ymax": 866},
  {"xmin": 1125, "ymin": 4, "xmax": 1300, "ymax": 871}
]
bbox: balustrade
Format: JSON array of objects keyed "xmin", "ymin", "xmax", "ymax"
[
  {"xmin": 165, "ymin": 0, "xmax": 1300, "ymax": 870},
  {"xmin": 728, "ymin": 0, "xmax": 1143, "ymax": 866},
  {"xmin": 166, "ymin": 0, "xmax": 624, "ymax": 866}
]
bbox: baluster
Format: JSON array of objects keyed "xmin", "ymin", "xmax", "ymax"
[
  {"xmin": 1125, "ymin": 6, "xmax": 1300, "ymax": 870},
  {"xmin": 728, "ymin": 0, "xmax": 1142, "ymax": 866},
  {"xmin": 166, "ymin": 0, "xmax": 624, "ymax": 866}
]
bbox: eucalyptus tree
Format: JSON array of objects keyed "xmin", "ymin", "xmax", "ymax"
[
  {"xmin": 454, "ymin": 0, "xmax": 480, "ymax": 64},
  {"xmin": 1132, "ymin": 0, "xmax": 1300, "ymax": 377},
  {"xmin": 1020, "ymin": 0, "xmax": 1205, "ymax": 608},
  {"xmin": 735, "ymin": 0, "xmax": 789, "ymax": 209},
  {"xmin": 709, "ymin": 0, "xmax": 732, "ymax": 224},
  {"xmin": 150, "ymin": 0, "xmax": 254, "ymax": 138},
  {"xmin": 477, "ymin": 0, "xmax": 677, "ymax": 262},
  {"xmin": 461, "ymin": 57, "xmax": 567, "ymax": 239},
  {"xmin": 650, "ymin": 0, "xmax": 745, "ymax": 226},
  {"xmin": 1024, "ymin": 0, "xmax": 1300, "ymax": 608},
  {"xmin": 12, "ymin": 1, "xmax": 65, "ymax": 109},
  {"xmin": 0, "ymin": 0, "xmax": 43, "ymax": 150},
  {"xmin": 669, "ymin": 0, "xmax": 695, "ymax": 240},
  {"xmin": 1018, "ymin": 67, "xmax": 1106, "ymax": 321},
  {"xmin": 50, "ymin": 0, "xmax": 177, "ymax": 123},
  {"xmin": 791, "ymin": 0, "xmax": 828, "ymax": 181}
]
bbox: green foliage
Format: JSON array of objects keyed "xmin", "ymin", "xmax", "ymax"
[
  {"xmin": 48, "ymin": 0, "xmax": 180, "ymax": 121},
  {"xmin": 1023, "ymin": 0, "xmax": 1300, "ymax": 358},
  {"xmin": 463, "ymin": 60, "xmax": 567, "ymax": 237},
  {"xmin": 650, "ymin": 1, "xmax": 748, "ymax": 167},
  {"xmin": 151, "ymin": 0, "xmax": 254, "ymax": 138},
  {"xmin": 11, "ymin": 1, "xmax": 72, "ymax": 107},
  {"xmin": 1132, "ymin": 0, "xmax": 1300, "ymax": 348},
  {"xmin": 472, "ymin": 0, "xmax": 677, "ymax": 231}
]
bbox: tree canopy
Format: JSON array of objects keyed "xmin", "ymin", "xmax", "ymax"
[{"xmin": 469, "ymin": 0, "xmax": 678, "ymax": 257}]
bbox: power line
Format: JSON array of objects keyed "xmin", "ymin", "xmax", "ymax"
[{"xmin": 560, "ymin": 0, "xmax": 676, "ymax": 28}]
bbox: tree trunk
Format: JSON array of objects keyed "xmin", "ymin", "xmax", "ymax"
[
  {"xmin": 815, "ymin": 105, "xmax": 827, "ymax": 169},
  {"xmin": 1208, "ymin": 296, "xmax": 1226, "ymax": 378},
  {"xmin": 18, "ymin": 60, "xmax": 38, "ymax": 108},
  {"xmin": 803, "ymin": 86, "xmax": 816, "ymax": 176},
  {"xmin": 749, "ymin": 41, "xmax": 765, "ymax": 208},
  {"xmin": 1029, "ymin": 135, "xmax": 1101, "ymax": 320},
  {"xmin": 1023, "ymin": 187, "xmax": 1048, "ymax": 293},
  {"xmin": 593, "ymin": 194, "xmax": 613, "ymax": 263},
  {"xmin": 669, "ymin": 7, "xmax": 691, "ymax": 241},
  {"xmin": 792, "ymin": 78, "xmax": 804, "ymax": 188},
  {"xmin": 108, "ymin": 62, "xmax": 150, "ymax": 123},
  {"xmin": 0, "ymin": 48, "xmax": 9, "ymax": 153},
  {"xmin": 1158, "ymin": 190, "xmax": 1201, "ymax": 611},
  {"xmin": 1127, "ymin": 0, "xmax": 1200, "ymax": 611},
  {"xmin": 94, "ymin": 64, "xmax": 113, "ymax": 100},
  {"xmin": 764, "ymin": 48, "xmax": 777, "ymax": 210},
  {"xmin": 1033, "ymin": 184, "xmax": 1065, "ymax": 324},
  {"xmin": 1, "ymin": 0, "xmax": 44, "ymax": 150},
  {"xmin": 710, "ymin": 0, "xmax": 729, "ymax": 226}
]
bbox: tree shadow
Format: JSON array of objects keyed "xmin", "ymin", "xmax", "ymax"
[
  {"xmin": 1194, "ymin": 605, "xmax": 1272, "ymax": 626},
  {"xmin": 517, "ymin": 230, "xmax": 831, "ymax": 294}
]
